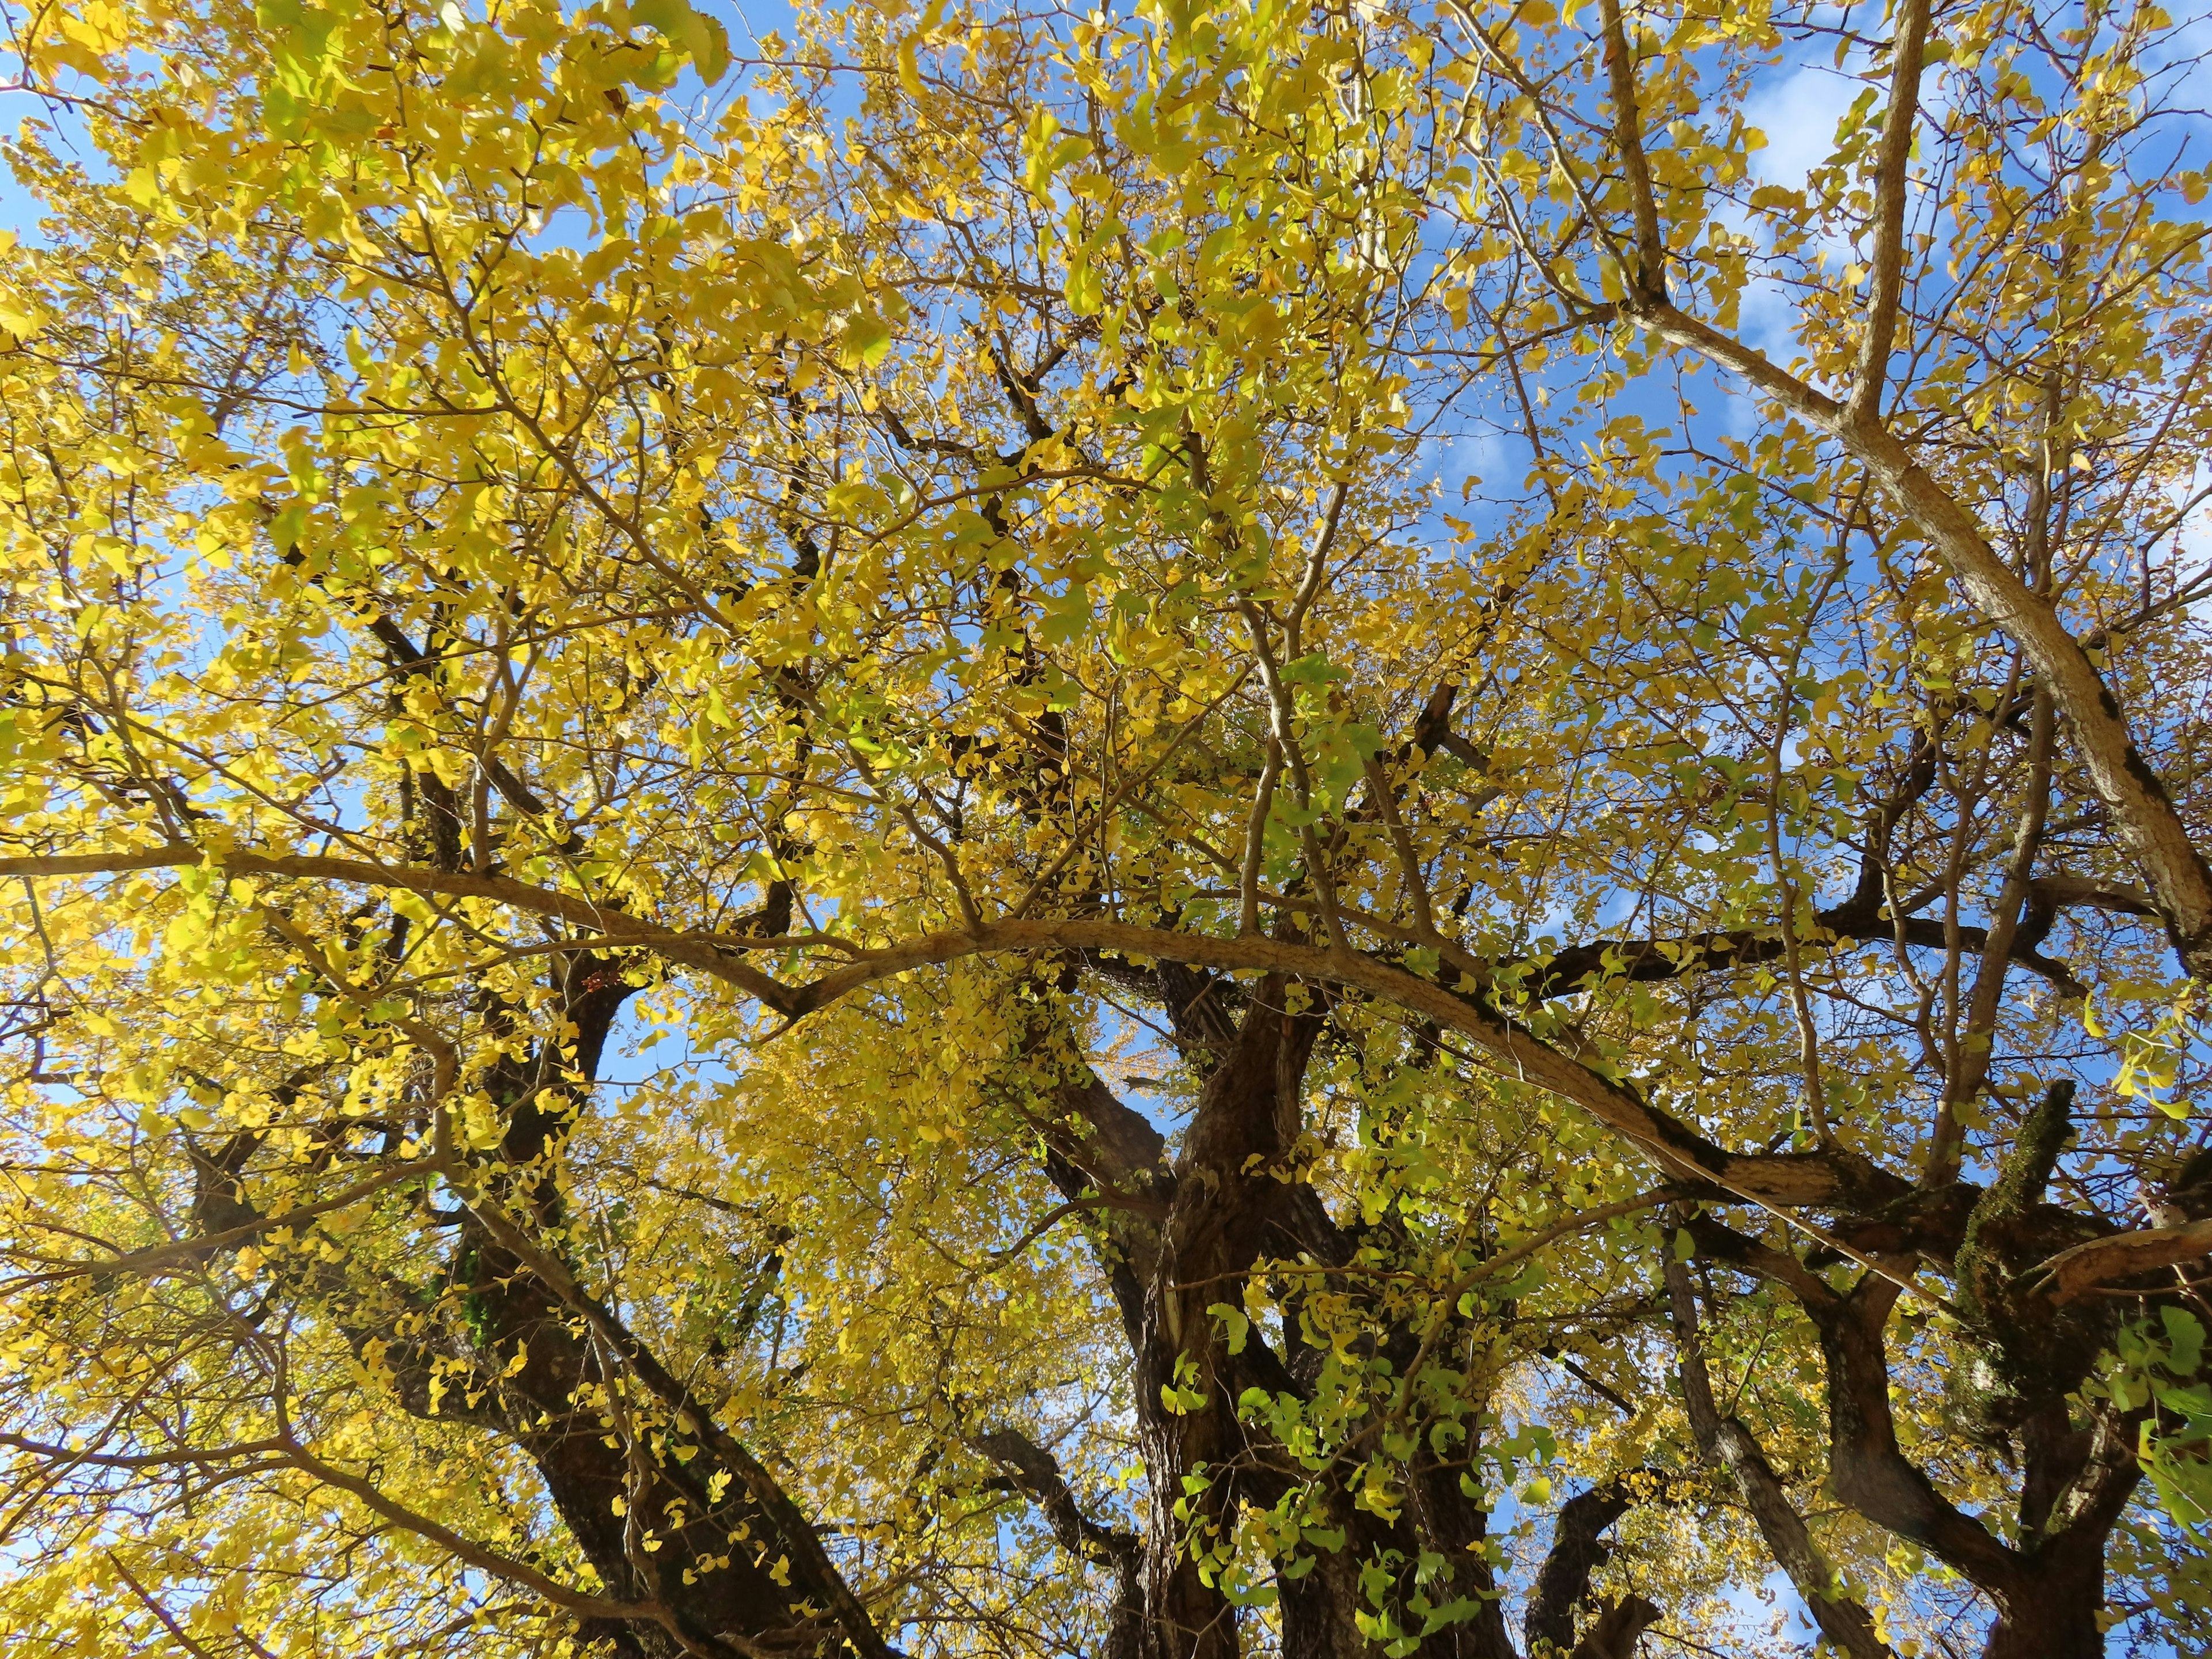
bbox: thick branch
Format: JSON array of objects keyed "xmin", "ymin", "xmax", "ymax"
[
  {"xmin": 2031, "ymin": 1218, "xmax": 2212, "ymax": 1305},
  {"xmin": 1849, "ymin": 0, "xmax": 1932, "ymax": 423},
  {"xmin": 1633, "ymin": 300, "xmax": 2212, "ymax": 979},
  {"xmin": 1808, "ymin": 1278, "xmax": 2021, "ymax": 1588},
  {"xmin": 1524, "ymin": 1476, "xmax": 1658, "ymax": 1656},
  {"xmin": 1664, "ymin": 1251, "xmax": 1891, "ymax": 1659}
]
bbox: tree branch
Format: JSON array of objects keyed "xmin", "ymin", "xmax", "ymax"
[
  {"xmin": 1664, "ymin": 1247, "xmax": 1891, "ymax": 1659},
  {"xmin": 1598, "ymin": 0, "xmax": 1665, "ymax": 300},
  {"xmin": 1633, "ymin": 298, "xmax": 2212, "ymax": 979},
  {"xmin": 1848, "ymin": 0, "xmax": 1933, "ymax": 425}
]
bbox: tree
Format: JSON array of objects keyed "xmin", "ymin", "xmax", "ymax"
[{"xmin": 3, "ymin": 0, "xmax": 2211, "ymax": 1654}]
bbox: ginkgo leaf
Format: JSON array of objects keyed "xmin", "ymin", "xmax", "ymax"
[{"xmin": 2, "ymin": 1, "xmax": 2209, "ymax": 1655}]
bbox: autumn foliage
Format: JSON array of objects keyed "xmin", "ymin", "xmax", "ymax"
[{"xmin": 3, "ymin": 0, "xmax": 2212, "ymax": 1656}]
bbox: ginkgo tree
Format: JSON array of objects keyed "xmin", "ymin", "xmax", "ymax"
[{"xmin": 3, "ymin": 0, "xmax": 2211, "ymax": 1656}]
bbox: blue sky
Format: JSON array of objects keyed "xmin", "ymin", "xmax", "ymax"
[{"xmin": 4, "ymin": 4, "xmax": 2204, "ymax": 1650}]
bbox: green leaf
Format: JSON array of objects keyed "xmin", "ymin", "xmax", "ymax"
[
  {"xmin": 2165, "ymin": 1308, "xmax": 2206, "ymax": 1376},
  {"xmin": 627, "ymin": 0, "xmax": 731, "ymax": 82},
  {"xmin": 1279, "ymin": 652, "xmax": 1349, "ymax": 685},
  {"xmin": 840, "ymin": 312, "xmax": 895, "ymax": 368}
]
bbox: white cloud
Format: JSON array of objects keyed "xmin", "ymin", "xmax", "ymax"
[
  {"xmin": 1743, "ymin": 60, "xmax": 1867, "ymax": 197},
  {"xmin": 1733, "ymin": 272, "xmax": 1808, "ymax": 377}
]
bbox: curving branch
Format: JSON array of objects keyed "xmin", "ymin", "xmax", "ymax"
[
  {"xmin": 1, "ymin": 841, "xmax": 1912, "ymax": 1210},
  {"xmin": 1524, "ymin": 1474, "xmax": 1666, "ymax": 1657},
  {"xmin": 969, "ymin": 1427, "xmax": 1138, "ymax": 1570},
  {"xmin": 1848, "ymin": 0, "xmax": 1933, "ymax": 424}
]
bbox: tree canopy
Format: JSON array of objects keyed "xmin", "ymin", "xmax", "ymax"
[{"xmin": 5, "ymin": 0, "xmax": 2212, "ymax": 1654}]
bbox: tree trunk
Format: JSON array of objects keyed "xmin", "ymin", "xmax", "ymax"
[
  {"xmin": 1726, "ymin": 1234, "xmax": 2142, "ymax": 1659},
  {"xmin": 1043, "ymin": 967, "xmax": 1684, "ymax": 1659},
  {"xmin": 1982, "ymin": 1555, "xmax": 2106, "ymax": 1659}
]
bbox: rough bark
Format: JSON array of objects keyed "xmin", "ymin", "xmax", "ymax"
[
  {"xmin": 1565, "ymin": 1596, "xmax": 1658, "ymax": 1659},
  {"xmin": 1034, "ymin": 967, "xmax": 1532, "ymax": 1659},
  {"xmin": 1672, "ymin": 1168, "xmax": 2145, "ymax": 1659},
  {"xmin": 1950, "ymin": 1083, "xmax": 2120, "ymax": 1436},
  {"xmin": 1138, "ymin": 975, "xmax": 1329, "ymax": 1659},
  {"xmin": 181, "ymin": 983, "xmax": 882, "ymax": 1659},
  {"xmin": 1806, "ymin": 1265, "xmax": 2141, "ymax": 1657}
]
